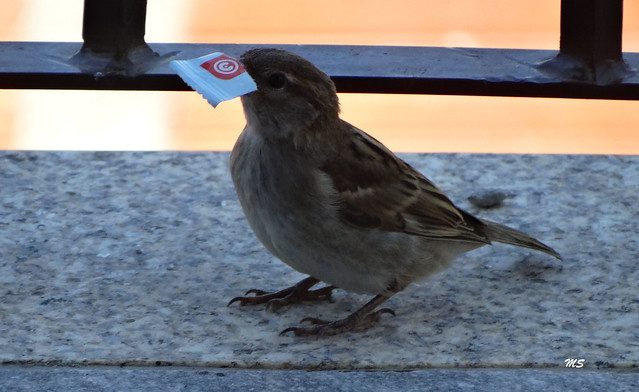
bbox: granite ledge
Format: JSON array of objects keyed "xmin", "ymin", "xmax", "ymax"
[
  {"xmin": 1, "ymin": 366, "xmax": 638, "ymax": 392},
  {"xmin": 1, "ymin": 151, "xmax": 637, "ymax": 370}
]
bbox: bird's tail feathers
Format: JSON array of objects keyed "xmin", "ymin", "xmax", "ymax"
[{"xmin": 481, "ymin": 219, "xmax": 561, "ymax": 260}]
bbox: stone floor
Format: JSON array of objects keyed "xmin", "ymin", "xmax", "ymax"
[
  {"xmin": 1, "ymin": 151, "xmax": 637, "ymax": 388},
  {"xmin": 1, "ymin": 366, "xmax": 638, "ymax": 392}
]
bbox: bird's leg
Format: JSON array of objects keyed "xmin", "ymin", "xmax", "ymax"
[
  {"xmin": 280, "ymin": 294, "xmax": 394, "ymax": 337},
  {"xmin": 227, "ymin": 276, "xmax": 336, "ymax": 311}
]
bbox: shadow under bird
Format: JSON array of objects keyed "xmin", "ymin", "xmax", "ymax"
[{"xmin": 228, "ymin": 48, "xmax": 561, "ymax": 337}]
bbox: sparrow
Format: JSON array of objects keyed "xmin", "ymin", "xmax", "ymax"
[{"xmin": 228, "ymin": 48, "xmax": 561, "ymax": 337}]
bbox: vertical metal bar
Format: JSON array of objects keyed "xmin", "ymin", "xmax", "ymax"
[
  {"xmin": 559, "ymin": 0, "xmax": 623, "ymax": 68},
  {"xmin": 540, "ymin": 0, "xmax": 630, "ymax": 84},
  {"xmin": 81, "ymin": 0, "xmax": 149, "ymax": 57},
  {"xmin": 71, "ymin": 0, "xmax": 174, "ymax": 76}
]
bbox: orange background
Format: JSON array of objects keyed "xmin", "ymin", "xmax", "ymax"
[{"xmin": 1, "ymin": 0, "xmax": 638, "ymax": 153}]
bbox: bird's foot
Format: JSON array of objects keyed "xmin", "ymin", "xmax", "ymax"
[
  {"xmin": 280, "ymin": 295, "xmax": 394, "ymax": 337},
  {"xmin": 227, "ymin": 276, "xmax": 336, "ymax": 311}
]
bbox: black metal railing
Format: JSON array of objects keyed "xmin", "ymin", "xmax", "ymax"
[{"xmin": 0, "ymin": 0, "xmax": 636, "ymax": 100}]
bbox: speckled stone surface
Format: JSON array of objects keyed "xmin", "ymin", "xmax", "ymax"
[
  {"xmin": 1, "ymin": 151, "xmax": 637, "ymax": 370},
  {"xmin": 1, "ymin": 366, "xmax": 637, "ymax": 392}
]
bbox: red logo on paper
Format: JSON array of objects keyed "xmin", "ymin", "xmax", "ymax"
[{"xmin": 200, "ymin": 55, "xmax": 245, "ymax": 80}]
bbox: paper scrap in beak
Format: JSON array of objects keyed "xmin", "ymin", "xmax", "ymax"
[{"xmin": 170, "ymin": 52, "xmax": 257, "ymax": 107}]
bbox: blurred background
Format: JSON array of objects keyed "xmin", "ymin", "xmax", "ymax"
[{"xmin": 1, "ymin": 0, "xmax": 638, "ymax": 153}]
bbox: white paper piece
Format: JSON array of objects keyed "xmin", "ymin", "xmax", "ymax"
[{"xmin": 170, "ymin": 52, "xmax": 257, "ymax": 107}]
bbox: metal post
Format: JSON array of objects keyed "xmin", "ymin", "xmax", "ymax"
[
  {"xmin": 71, "ymin": 0, "xmax": 173, "ymax": 77},
  {"xmin": 81, "ymin": 0, "xmax": 148, "ymax": 57},
  {"xmin": 539, "ymin": 0, "xmax": 630, "ymax": 84}
]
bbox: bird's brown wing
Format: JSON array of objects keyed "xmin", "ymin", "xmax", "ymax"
[{"xmin": 320, "ymin": 122, "xmax": 490, "ymax": 244}]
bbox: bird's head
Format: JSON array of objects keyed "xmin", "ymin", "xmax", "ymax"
[{"xmin": 240, "ymin": 48, "xmax": 340, "ymax": 140}]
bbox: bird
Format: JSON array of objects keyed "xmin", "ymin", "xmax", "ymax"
[{"xmin": 227, "ymin": 48, "xmax": 561, "ymax": 337}]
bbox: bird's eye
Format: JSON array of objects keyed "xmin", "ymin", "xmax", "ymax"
[{"xmin": 268, "ymin": 73, "xmax": 287, "ymax": 89}]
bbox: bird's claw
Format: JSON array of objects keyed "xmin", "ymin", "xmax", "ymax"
[
  {"xmin": 227, "ymin": 277, "xmax": 336, "ymax": 310},
  {"xmin": 280, "ymin": 307, "xmax": 396, "ymax": 337}
]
